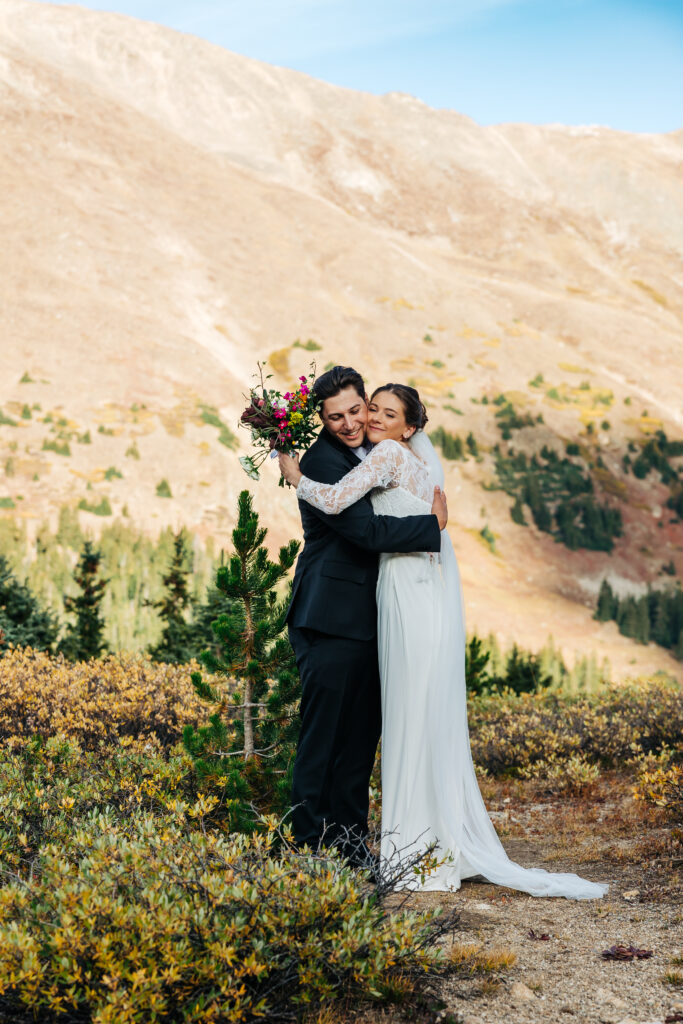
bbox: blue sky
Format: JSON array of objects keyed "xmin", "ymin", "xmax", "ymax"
[{"xmin": 36, "ymin": 0, "xmax": 682, "ymax": 132}]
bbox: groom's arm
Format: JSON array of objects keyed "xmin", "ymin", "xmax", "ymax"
[{"xmin": 300, "ymin": 453, "xmax": 441, "ymax": 554}]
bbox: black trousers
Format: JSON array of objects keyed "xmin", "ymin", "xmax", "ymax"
[{"xmin": 288, "ymin": 625, "xmax": 382, "ymax": 849}]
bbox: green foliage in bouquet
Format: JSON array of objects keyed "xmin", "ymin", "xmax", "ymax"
[
  {"xmin": 183, "ymin": 490, "xmax": 301, "ymax": 830},
  {"xmin": 0, "ymin": 555, "xmax": 59, "ymax": 655}
]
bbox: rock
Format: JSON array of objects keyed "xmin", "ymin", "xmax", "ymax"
[
  {"xmin": 510, "ymin": 981, "xmax": 536, "ymax": 1002},
  {"xmin": 595, "ymin": 987, "xmax": 629, "ymax": 1010},
  {"xmin": 622, "ymin": 889, "xmax": 640, "ymax": 901}
]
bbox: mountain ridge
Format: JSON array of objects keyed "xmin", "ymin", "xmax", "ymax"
[{"xmin": 0, "ymin": 0, "xmax": 682, "ymax": 680}]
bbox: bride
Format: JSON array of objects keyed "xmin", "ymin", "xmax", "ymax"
[{"xmin": 279, "ymin": 383, "xmax": 608, "ymax": 899}]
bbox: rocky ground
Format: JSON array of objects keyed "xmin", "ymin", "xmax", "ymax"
[{"xmin": 359, "ymin": 775, "xmax": 682, "ymax": 1024}]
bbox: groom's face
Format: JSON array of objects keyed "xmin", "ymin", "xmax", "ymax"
[{"xmin": 320, "ymin": 386, "xmax": 368, "ymax": 448}]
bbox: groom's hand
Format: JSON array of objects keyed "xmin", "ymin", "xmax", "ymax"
[{"xmin": 431, "ymin": 486, "xmax": 448, "ymax": 530}]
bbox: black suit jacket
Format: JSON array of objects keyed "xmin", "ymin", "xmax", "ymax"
[{"xmin": 286, "ymin": 428, "xmax": 442, "ymax": 641}]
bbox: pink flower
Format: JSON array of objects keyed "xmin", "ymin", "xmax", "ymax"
[
  {"xmin": 284, "ymin": 392, "xmax": 291, "ymax": 400},
  {"xmin": 299, "ymin": 376, "xmax": 307, "ymax": 383}
]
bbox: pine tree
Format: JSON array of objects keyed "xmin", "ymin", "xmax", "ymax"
[
  {"xmin": 490, "ymin": 644, "xmax": 552, "ymax": 694},
  {"xmin": 651, "ymin": 591, "xmax": 672, "ymax": 648},
  {"xmin": 595, "ymin": 579, "xmax": 617, "ymax": 622},
  {"xmin": 58, "ymin": 541, "xmax": 108, "ymax": 661},
  {"xmin": 465, "ymin": 634, "xmax": 491, "ymax": 694},
  {"xmin": 635, "ymin": 597, "xmax": 650, "ymax": 645},
  {"xmin": 147, "ymin": 529, "xmax": 197, "ymax": 663},
  {"xmin": 0, "ymin": 555, "xmax": 59, "ymax": 653},
  {"xmin": 183, "ymin": 490, "xmax": 300, "ymax": 830}
]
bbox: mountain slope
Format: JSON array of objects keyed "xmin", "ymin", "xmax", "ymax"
[{"xmin": 0, "ymin": 0, "xmax": 682, "ymax": 678}]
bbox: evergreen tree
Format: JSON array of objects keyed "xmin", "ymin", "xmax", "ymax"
[
  {"xmin": 635, "ymin": 597, "xmax": 650, "ymax": 645},
  {"xmin": 58, "ymin": 541, "xmax": 108, "ymax": 661},
  {"xmin": 466, "ymin": 431, "xmax": 479, "ymax": 457},
  {"xmin": 183, "ymin": 490, "xmax": 300, "ymax": 830},
  {"xmin": 510, "ymin": 496, "xmax": 527, "ymax": 526},
  {"xmin": 595, "ymin": 579, "xmax": 617, "ymax": 622},
  {"xmin": 147, "ymin": 529, "xmax": 197, "ymax": 663},
  {"xmin": 617, "ymin": 598, "xmax": 638, "ymax": 640},
  {"xmin": 0, "ymin": 555, "xmax": 59, "ymax": 653},
  {"xmin": 490, "ymin": 644, "xmax": 553, "ymax": 694},
  {"xmin": 651, "ymin": 592, "xmax": 672, "ymax": 648},
  {"xmin": 465, "ymin": 635, "xmax": 491, "ymax": 694}
]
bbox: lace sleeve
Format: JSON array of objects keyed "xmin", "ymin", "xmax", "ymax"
[{"xmin": 297, "ymin": 440, "xmax": 403, "ymax": 515}]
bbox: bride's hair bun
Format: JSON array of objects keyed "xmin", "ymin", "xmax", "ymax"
[{"xmin": 370, "ymin": 383, "xmax": 428, "ymax": 430}]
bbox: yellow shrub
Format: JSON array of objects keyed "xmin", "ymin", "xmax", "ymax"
[
  {"xmin": 0, "ymin": 814, "xmax": 455, "ymax": 1023},
  {"xmin": 633, "ymin": 764, "xmax": 683, "ymax": 822},
  {"xmin": 0, "ymin": 646, "xmax": 208, "ymax": 747}
]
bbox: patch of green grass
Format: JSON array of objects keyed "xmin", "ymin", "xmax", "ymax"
[
  {"xmin": 480, "ymin": 524, "xmax": 496, "ymax": 553},
  {"xmin": 199, "ymin": 403, "xmax": 238, "ymax": 450},
  {"xmin": 98, "ymin": 425, "xmax": 115, "ymax": 436},
  {"xmin": 156, "ymin": 479, "xmax": 172, "ymax": 499},
  {"xmin": 443, "ymin": 404, "xmax": 464, "ymax": 416},
  {"xmin": 77, "ymin": 431, "xmax": 91, "ymax": 444},
  {"xmin": 125, "ymin": 442, "xmax": 140, "ymax": 460},
  {"xmin": 78, "ymin": 497, "xmax": 112, "ymax": 517},
  {"xmin": 529, "ymin": 373, "xmax": 544, "ymax": 388},
  {"xmin": 104, "ymin": 467, "xmax": 123, "ymax": 482},
  {"xmin": 0, "ymin": 497, "xmax": 16, "ymax": 509},
  {"xmin": 42, "ymin": 439, "xmax": 71, "ymax": 456},
  {"xmin": 430, "ymin": 360, "xmax": 445, "ymax": 369},
  {"xmin": 21, "ymin": 405, "xmax": 31, "ymax": 420},
  {"xmin": 0, "ymin": 410, "xmax": 18, "ymax": 427},
  {"xmin": 19, "ymin": 371, "xmax": 35, "ymax": 383},
  {"xmin": 293, "ymin": 338, "xmax": 322, "ymax": 351}
]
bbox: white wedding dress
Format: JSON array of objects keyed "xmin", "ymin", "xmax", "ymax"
[{"xmin": 297, "ymin": 434, "xmax": 608, "ymax": 898}]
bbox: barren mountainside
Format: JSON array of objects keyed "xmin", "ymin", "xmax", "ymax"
[{"xmin": 1, "ymin": 0, "xmax": 682, "ymax": 679}]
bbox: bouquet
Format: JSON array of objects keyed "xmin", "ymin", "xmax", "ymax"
[{"xmin": 238, "ymin": 362, "xmax": 321, "ymax": 484}]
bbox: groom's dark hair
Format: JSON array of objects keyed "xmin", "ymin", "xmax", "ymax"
[{"xmin": 312, "ymin": 366, "xmax": 366, "ymax": 408}]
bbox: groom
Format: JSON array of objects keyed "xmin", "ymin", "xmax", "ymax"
[{"xmin": 285, "ymin": 365, "xmax": 446, "ymax": 863}]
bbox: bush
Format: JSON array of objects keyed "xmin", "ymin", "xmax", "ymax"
[
  {"xmin": 0, "ymin": 647, "xmax": 206, "ymax": 748},
  {"xmin": 0, "ymin": 791, "xmax": 457, "ymax": 1023},
  {"xmin": 633, "ymin": 763, "xmax": 683, "ymax": 823},
  {"xmin": 0, "ymin": 734, "xmax": 198, "ymax": 874},
  {"xmin": 468, "ymin": 680, "xmax": 683, "ymax": 777}
]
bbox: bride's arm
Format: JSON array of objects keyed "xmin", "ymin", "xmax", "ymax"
[{"xmin": 280, "ymin": 440, "xmax": 404, "ymax": 515}]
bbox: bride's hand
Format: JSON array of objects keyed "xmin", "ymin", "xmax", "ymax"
[
  {"xmin": 278, "ymin": 450, "xmax": 303, "ymax": 487},
  {"xmin": 431, "ymin": 485, "xmax": 448, "ymax": 530}
]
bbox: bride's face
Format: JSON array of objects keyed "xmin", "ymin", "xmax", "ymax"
[{"xmin": 367, "ymin": 391, "xmax": 414, "ymax": 444}]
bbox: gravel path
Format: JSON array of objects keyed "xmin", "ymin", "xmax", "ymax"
[{"xmin": 418, "ymin": 837, "xmax": 682, "ymax": 1024}]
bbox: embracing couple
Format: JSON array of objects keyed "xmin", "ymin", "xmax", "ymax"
[{"xmin": 279, "ymin": 365, "xmax": 607, "ymax": 899}]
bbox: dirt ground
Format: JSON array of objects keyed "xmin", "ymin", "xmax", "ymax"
[{"xmin": 364, "ymin": 774, "xmax": 682, "ymax": 1024}]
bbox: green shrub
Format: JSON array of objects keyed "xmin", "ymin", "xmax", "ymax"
[
  {"xmin": 77, "ymin": 496, "xmax": 113, "ymax": 516},
  {"xmin": 156, "ymin": 478, "xmax": 172, "ymax": 498},
  {"xmin": 0, "ymin": 813, "xmax": 456, "ymax": 1024},
  {"xmin": 430, "ymin": 426, "xmax": 465, "ymax": 460},
  {"xmin": 42, "ymin": 438, "xmax": 71, "ymax": 456},
  {"xmin": 293, "ymin": 338, "xmax": 322, "ymax": 351},
  {"xmin": 468, "ymin": 680, "xmax": 683, "ymax": 776}
]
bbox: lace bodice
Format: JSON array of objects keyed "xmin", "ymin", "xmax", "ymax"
[{"xmin": 297, "ymin": 439, "xmax": 434, "ymax": 516}]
